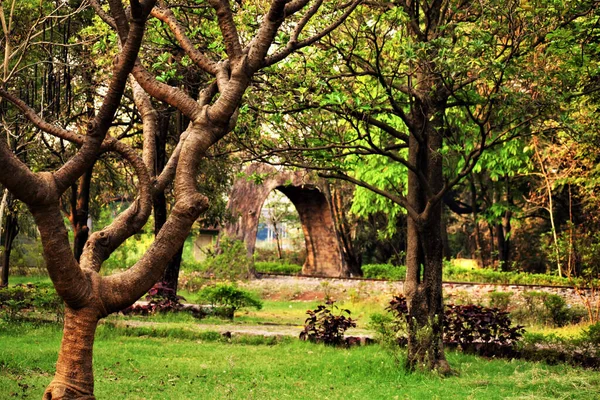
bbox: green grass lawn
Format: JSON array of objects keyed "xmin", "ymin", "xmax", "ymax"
[{"xmin": 1, "ymin": 322, "xmax": 599, "ymax": 400}]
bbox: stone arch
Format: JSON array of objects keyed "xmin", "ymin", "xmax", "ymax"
[{"xmin": 224, "ymin": 164, "xmax": 354, "ymax": 277}]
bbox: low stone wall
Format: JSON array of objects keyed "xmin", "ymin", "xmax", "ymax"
[
  {"xmin": 249, "ymin": 274, "xmax": 587, "ymax": 306},
  {"xmin": 442, "ymin": 281, "xmax": 583, "ymax": 305}
]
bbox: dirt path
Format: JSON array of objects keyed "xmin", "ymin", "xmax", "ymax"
[{"xmin": 107, "ymin": 318, "xmax": 374, "ymax": 339}]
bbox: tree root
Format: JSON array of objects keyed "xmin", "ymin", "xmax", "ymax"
[{"xmin": 43, "ymin": 381, "xmax": 95, "ymax": 400}]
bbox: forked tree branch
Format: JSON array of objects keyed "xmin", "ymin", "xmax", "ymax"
[
  {"xmin": 53, "ymin": 0, "xmax": 157, "ymax": 194},
  {"xmin": 264, "ymin": 0, "xmax": 362, "ymax": 67},
  {"xmin": 151, "ymin": 3, "xmax": 218, "ymax": 75},
  {"xmin": 80, "ymin": 137, "xmax": 153, "ymax": 270}
]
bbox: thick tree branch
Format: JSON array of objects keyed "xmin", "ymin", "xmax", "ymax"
[
  {"xmin": 132, "ymin": 61, "xmax": 203, "ymax": 121},
  {"xmin": 54, "ymin": 2, "xmax": 156, "ymax": 194},
  {"xmin": 0, "ymin": 138, "xmax": 47, "ymax": 203},
  {"xmin": 80, "ymin": 138, "xmax": 153, "ymax": 270},
  {"xmin": 207, "ymin": 0, "xmax": 243, "ymax": 61},
  {"xmin": 131, "ymin": 79, "xmax": 158, "ymax": 175}
]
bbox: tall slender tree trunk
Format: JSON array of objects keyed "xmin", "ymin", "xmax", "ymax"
[
  {"xmin": 493, "ymin": 186, "xmax": 511, "ymax": 270},
  {"xmin": 404, "ymin": 112, "xmax": 450, "ymax": 373},
  {"xmin": 470, "ymin": 176, "xmax": 484, "ymax": 267},
  {"xmin": 0, "ymin": 198, "xmax": 18, "ymax": 286},
  {"xmin": 533, "ymin": 139, "xmax": 562, "ymax": 276},
  {"xmin": 329, "ymin": 184, "xmax": 362, "ymax": 276},
  {"xmin": 71, "ymin": 60, "xmax": 97, "ymax": 262},
  {"xmin": 272, "ymin": 220, "xmax": 283, "ymax": 259},
  {"xmin": 154, "ymin": 109, "xmax": 184, "ymax": 293},
  {"xmin": 499, "ymin": 177, "xmax": 513, "ymax": 271}
]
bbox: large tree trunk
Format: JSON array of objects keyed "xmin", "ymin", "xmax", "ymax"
[
  {"xmin": 153, "ymin": 188, "xmax": 184, "ymax": 292},
  {"xmin": 43, "ymin": 306, "xmax": 100, "ymax": 400}
]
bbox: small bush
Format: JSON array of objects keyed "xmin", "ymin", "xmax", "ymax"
[
  {"xmin": 369, "ymin": 312, "xmax": 407, "ymax": 365},
  {"xmin": 254, "ymin": 248, "xmax": 306, "ymax": 266},
  {"xmin": 362, "ymin": 264, "xmax": 406, "ymax": 280},
  {"xmin": 385, "ymin": 295, "xmax": 524, "ymax": 348},
  {"xmin": 199, "ymin": 283, "xmax": 262, "ymax": 319},
  {"xmin": 445, "ymin": 304, "xmax": 524, "ymax": 347},
  {"xmin": 121, "ymin": 281, "xmax": 185, "ymax": 316},
  {"xmin": 542, "ymin": 294, "xmax": 571, "ymax": 327},
  {"xmin": 583, "ymin": 322, "xmax": 600, "ymax": 345},
  {"xmin": 299, "ymin": 300, "xmax": 357, "ymax": 346},
  {"xmin": 487, "ymin": 291, "xmax": 513, "ymax": 311},
  {"xmin": 512, "ymin": 291, "xmax": 583, "ymax": 327},
  {"xmin": 0, "ymin": 283, "xmax": 63, "ymax": 322},
  {"xmin": 203, "ymin": 237, "xmax": 253, "ymax": 280},
  {"xmin": 254, "ymin": 261, "xmax": 303, "ymax": 275}
]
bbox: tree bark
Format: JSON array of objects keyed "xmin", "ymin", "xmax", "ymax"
[
  {"xmin": 0, "ymin": 1, "xmax": 355, "ymax": 397},
  {"xmin": 0, "ymin": 198, "xmax": 18, "ymax": 287},
  {"xmin": 404, "ymin": 110, "xmax": 450, "ymax": 373},
  {"xmin": 43, "ymin": 306, "xmax": 100, "ymax": 400},
  {"xmin": 72, "ymin": 164, "xmax": 94, "ymax": 261},
  {"xmin": 272, "ymin": 219, "xmax": 283, "ymax": 259},
  {"xmin": 330, "ymin": 184, "xmax": 362, "ymax": 276},
  {"xmin": 440, "ymin": 206, "xmax": 451, "ymax": 261},
  {"xmin": 153, "ymin": 107, "xmax": 185, "ymax": 293},
  {"xmin": 470, "ymin": 175, "xmax": 485, "ymax": 268}
]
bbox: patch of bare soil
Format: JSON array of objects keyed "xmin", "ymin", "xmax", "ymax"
[{"xmin": 290, "ymin": 291, "xmax": 326, "ymax": 301}]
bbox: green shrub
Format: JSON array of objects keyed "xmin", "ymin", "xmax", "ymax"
[
  {"xmin": 487, "ymin": 291, "xmax": 514, "ymax": 311},
  {"xmin": 368, "ymin": 312, "xmax": 407, "ymax": 365},
  {"xmin": 202, "ymin": 237, "xmax": 253, "ymax": 280},
  {"xmin": 583, "ymin": 322, "xmax": 600, "ymax": 345},
  {"xmin": 254, "ymin": 248, "xmax": 306, "ymax": 266},
  {"xmin": 511, "ymin": 291, "xmax": 582, "ymax": 327},
  {"xmin": 299, "ymin": 300, "xmax": 357, "ymax": 346},
  {"xmin": 386, "ymin": 295, "xmax": 524, "ymax": 347},
  {"xmin": 362, "ymin": 264, "xmax": 406, "ymax": 280},
  {"xmin": 199, "ymin": 283, "xmax": 262, "ymax": 319},
  {"xmin": 542, "ymin": 294, "xmax": 571, "ymax": 327},
  {"xmin": 254, "ymin": 261, "xmax": 303, "ymax": 275},
  {"xmin": 0, "ymin": 284, "xmax": 63, "ymax": 322}
]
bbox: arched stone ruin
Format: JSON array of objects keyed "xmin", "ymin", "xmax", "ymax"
[{"xmin": 224, "ymin": 164, "xmax": 358, "ymax": 277}]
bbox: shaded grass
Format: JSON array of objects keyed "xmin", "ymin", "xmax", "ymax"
[
  {"xmin": 5, "ymin": 275, "xmax": 51, "ymax": 286},
  {"xmin": 1, "ymin": 322, "xmax": 600, "ymax": 399}
]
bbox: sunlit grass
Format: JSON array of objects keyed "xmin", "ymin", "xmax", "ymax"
[
  {"xmin": 525, "ymin": 322, "xmax": 592, "ymax": 340},
  {"xmin": 1, "ymin": 322, "xmax": 599, "ymax": 400}
]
